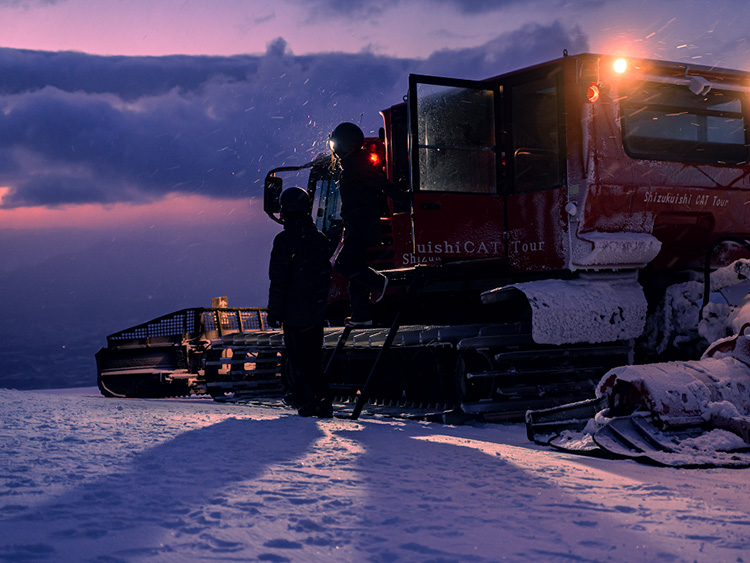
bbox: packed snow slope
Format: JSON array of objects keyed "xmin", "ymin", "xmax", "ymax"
[{"xmin": 2, "ymin": 389, "xmax": 749, "ymax": 563}]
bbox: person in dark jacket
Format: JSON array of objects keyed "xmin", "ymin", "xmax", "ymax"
[
  {"xmin": 329, "ymin": 122, "xmax": 408, "ymax": 326},
  {"xmin": 267, "ymin": 187, "xmax": 333, "ymax": 418}
]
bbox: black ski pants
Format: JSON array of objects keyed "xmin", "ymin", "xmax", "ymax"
[
  {"xmin": 334, "ymin": 226, "xmax": 385, "ymax": 321},
  {"xmin": 283, "ymin": 325, "xmax": 329, "ymax": 406}
]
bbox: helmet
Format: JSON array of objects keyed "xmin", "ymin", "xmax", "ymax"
[
  {"xmin": 330, "ymin": 122, "xmax": 364, "ymax": 157},
  {"xmin": 279, "ymin": 187, "xmax": 311, "ymax": 217}
]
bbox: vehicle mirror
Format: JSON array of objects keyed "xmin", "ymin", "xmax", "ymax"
[{"xmin": 264, "ymin": 174, "xmax": 283, "ymax": 217}]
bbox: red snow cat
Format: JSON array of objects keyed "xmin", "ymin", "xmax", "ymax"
[{"xmin": 97, "ymin": 52, "xmax": 750, "ymax": 459}]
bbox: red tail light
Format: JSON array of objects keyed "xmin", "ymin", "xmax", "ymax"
[
  {"xmin": 368, "ymin": 143, "xmax": 381, "ymax": 166},
  {"xmin": 586, "ymin": 83, "xmax": 600, "ymax": 103}
]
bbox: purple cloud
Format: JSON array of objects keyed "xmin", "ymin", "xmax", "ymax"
[{"xmin": 0, "ymin": 23, "xmax": 587, "ymax": 208}]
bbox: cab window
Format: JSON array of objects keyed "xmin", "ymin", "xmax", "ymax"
[
  {"xmin": 621, "ymin": 81, "xmax": 749, "ymax": 165},
  {"xmin": 510, "ymin": 74, "xmax": 561, "ymax": 192},
  {"xmin": 415, "ymin": 83, "xmax": 497, "ymax": 194}
]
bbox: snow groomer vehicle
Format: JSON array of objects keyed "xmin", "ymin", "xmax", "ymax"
[{"xmin": 97, "ymin": 52, "xmax": 750, "ymax": 434}]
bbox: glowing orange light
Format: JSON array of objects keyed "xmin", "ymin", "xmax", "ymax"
[
  {"xmin": 368, "ymin": 143, "xmax": 381, "ymax": 166},
  {"xmin": 586, "ymin": 84, "xmax": 600, "ymax": 103},
  {"xmin": 613, "ymin": 58, "xmax": 628, "ymax": 74}
]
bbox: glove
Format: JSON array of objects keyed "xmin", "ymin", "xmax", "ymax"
[{"xmin": 267, "ymin": 315, "xmax": 282, "ymax": 329}]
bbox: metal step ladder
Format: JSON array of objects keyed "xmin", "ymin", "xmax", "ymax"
[{"xmin": 323, "ymin": 266, "xmax": 432, "ymax": 420}]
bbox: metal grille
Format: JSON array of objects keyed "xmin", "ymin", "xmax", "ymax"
[
  {"xmin": 219, "ymin": 310, "xmax": 241, "ymax": 331},
  {"xmin": 108, "ymin": 307, "xmax": 267, "ymax": 344},
  {"xmin": 240, "ymin": 309, "xmax": 266, "ymax": 330},
  {"xmin": 202, "ymin": 311, "xmax": 217, "ymax": 332},
  {"xmin": 109, "ymin": 309, "xmax": 200, "ymax": 341}
]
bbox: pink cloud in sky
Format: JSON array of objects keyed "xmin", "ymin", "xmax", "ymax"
[
  {"xmin": 0, "ymin": 0, "xmax": 747, "ymax": 70},
  {"xmin": 0, "ymin": 190, "xmax": 268, "ymax": 230}
]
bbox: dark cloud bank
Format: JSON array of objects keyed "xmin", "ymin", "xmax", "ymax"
[
  {"xmin": 0, "ymin": 23, "xmax": 587, "ymax": 389},
  {"xmin": 0, "ymin": 22, "xmax": 586, "ymax": 208}
]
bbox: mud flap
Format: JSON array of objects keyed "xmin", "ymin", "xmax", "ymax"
[{"xmin": 481, "ymin": 274, "xmax": 646, "ymax": 345}]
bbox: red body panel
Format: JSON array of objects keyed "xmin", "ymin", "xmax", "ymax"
[
  {"xmin": 566, "ymin": 56, "xmax": 750, "ymax": 270},
  {"xmin": 409, "ymin": 192, "xmax": 505, "ymax": 266},
  {"xmin": 505, "ymin": 189, "xmax": 567, "ymax": 272},
  {"xmin": 386, "ymin": 54, "xmax": 750, "ymax": 275}
]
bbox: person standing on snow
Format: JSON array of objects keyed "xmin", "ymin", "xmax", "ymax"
[
  {"xmin": 329, "ymin": 122, "xmax": 407, "ymax": 327},
  {"xmin": 267, "ymin": 187, "xmax": 333, "ymax": 418}
]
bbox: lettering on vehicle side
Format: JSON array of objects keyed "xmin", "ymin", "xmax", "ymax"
[
  {"xmin": 642, "ymin": 191, "xmax": 729, "ymax": 208},
  {"xmin": 402, "ymin": 254, "xmax": 440, "ymax": 265},
  {"xmin": 401, "ymin": 239, "xmax": 545, "ymax": 266}
]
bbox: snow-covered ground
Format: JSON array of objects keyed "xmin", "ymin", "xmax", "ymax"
[{"xmin": 2, "ymin": 388, "xmax": 749, "ymax": 563}]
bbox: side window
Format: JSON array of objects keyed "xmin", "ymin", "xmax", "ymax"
[
  {"xmin": 511, "ymin": 75, "xmax": 561, "ymax": 192},
  {"xmin": 312, "ymin": 177, "xmax": 342, "ymax": 234},
  {"xmin": 621, "ymin": 82, "xmax": 749, "ymax": 165},
  {"xmin": 311, "ymin": 178, "xmax": 324, "ymax": 230},
  {"xmin": 414, "ymin": 82, "xmax": 497, "ymax": 194}
]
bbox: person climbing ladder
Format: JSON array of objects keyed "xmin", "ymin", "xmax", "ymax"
[{"xmin": 328, "ymin": 122, "xmax": 408, "ymax": 327}]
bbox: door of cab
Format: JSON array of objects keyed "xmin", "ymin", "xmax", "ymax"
[{"xmin": 408, "ymin": 74, "xmax": 505, "ymax": 264}]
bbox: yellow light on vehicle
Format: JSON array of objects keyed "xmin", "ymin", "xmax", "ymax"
[
  {"xmin": 586, "ymin": 83, "xmax": 600, "ymax": 103},
  {"xmin": 613, "ymin": 58, "xmax": 628, "ymax": 74}
]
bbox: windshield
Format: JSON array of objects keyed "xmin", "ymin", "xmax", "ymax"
[{"xmin": 621, "ymin": 81, "xmax": 749, "ymax": 165}]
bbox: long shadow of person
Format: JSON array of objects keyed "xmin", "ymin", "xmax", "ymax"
[
  {"xmin": 332, "ymin": 421, "xmax": 708, "ymax": 563},
  {"xmin": 0, "ymin": 415, "xmax": 322, "ymax": 562}
]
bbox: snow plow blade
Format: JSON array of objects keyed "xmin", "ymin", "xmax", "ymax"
[
  {"xmin": 589, "ymin": 415, "xmax": 750, "ymax": 468},
  {"xmin": 525, "ymin": 396, "xmax": 607, "ymax": 444},
  {"xmin": 527, "ymin": 326, "xmax": 750, "ymax": 468}
]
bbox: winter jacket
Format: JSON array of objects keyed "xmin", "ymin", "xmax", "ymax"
[
  {"xmin": 338, "ymin": 149, "xmax": 407, "ymax": 245},
  {"xmin": 268, "ymin": 214, "xmax": 332, "ymax": 327}
]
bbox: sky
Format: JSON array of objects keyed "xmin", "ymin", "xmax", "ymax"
[{"xmin": 1, "ymin": 0, "xmax": 750, "ymax": 389}]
